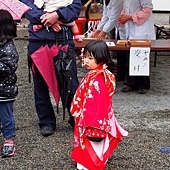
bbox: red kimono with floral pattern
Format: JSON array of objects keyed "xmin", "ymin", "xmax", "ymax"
[{"xmin": 71, "ymin": 65, "xmax": 128, "ymax": 170}]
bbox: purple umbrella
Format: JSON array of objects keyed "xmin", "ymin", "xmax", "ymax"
[{"xmin": 0, "ymin": 0, "xmax": 30, "ymax": 20}]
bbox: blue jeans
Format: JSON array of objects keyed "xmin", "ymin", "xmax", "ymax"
[{"xmin": 0, "ymin": 102, "xmax": 15, "ymax": 139}]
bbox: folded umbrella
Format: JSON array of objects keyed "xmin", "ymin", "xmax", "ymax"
[
  {"xmin": 54, "ymin": 27, "xmax": 73, "ymax": 120},
  {"xmin": 0, "ymin": 0, "xmax": 30, "ymax": 20},
  {"xmin": 54, "ymin": 44, "xmax": 73, "ymax": 120},
  {"xmin": 31, "ymin": 45, "xmax": 60, "ymax": 105}
]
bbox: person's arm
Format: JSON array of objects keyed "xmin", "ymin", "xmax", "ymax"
[
  {"xmin": 0, "ymin": 41, "xmax": 18, "ymax": 74},
  {"xmin": 101, "ymin": 0, "xmax": 123, "ymax": 33},
  {"xmin": 131, "ymin": 8, "xmax": 152, "ymax": 25},
  {"xmin": 97, "ymin": 1, "xmax": 109, "ymax": 31},
  {"xmin": 21, "ymin": 0, "xmax": 44, "ymax": 24},
  {"xmin": 118, "ymin": 0, "xmax": 153, "ymax": 26},
  {"xmin": 41, "ymin": 0, "xmax": 82, "ymax": 26},
  {"xmin": 92, "ymin": 0, "xmax": 123, "ymax": 39}
]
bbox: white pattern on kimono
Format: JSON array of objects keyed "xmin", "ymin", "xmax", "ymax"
[{"xmin": 93, "ymin": 80, "xmax": 100, "ymax": 93}]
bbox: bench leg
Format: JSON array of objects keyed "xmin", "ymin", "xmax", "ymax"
[{"xmin": 154, "ymin": 52, "xmax": 157, "ymax": 67}]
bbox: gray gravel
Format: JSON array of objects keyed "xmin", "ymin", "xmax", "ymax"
[{"xmin": 0, "ymin": 22, "xmax": 170, "ymax": 170}]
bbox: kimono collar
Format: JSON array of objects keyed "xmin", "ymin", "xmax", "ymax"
[{"xmin": 94, "ymin": 64, "xmax": 107, "ymax": 72}]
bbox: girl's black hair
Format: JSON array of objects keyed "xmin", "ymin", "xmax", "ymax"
[
  {"xmin": 0, "ymin": 9, "xmax": 17, "ymax": 41},
  {"xmin": 84, "ymin": 40, "xmax": 112, "ymax": 65}
]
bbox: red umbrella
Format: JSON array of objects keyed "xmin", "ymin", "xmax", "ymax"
[
  {"xmin": 0, "ymin": 0, "xmax": 30, "ymax": 20},
  {"xmin": 31, "ymin": 45, "xmax": 60, "ymax": 105}
]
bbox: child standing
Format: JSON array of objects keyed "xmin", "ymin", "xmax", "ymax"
[
  {"xmin": 0, "ymin": 9, "xmax": 19, "ymax": 157},
  {"xmin": 70, "ymin": 40, "xmax": 128, "ymax": 170},
  {"xmin": 33, "ymin": 0, "xmax": 83, "ymax": 42}
]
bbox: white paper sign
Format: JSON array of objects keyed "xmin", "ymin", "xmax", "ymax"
[
  {"xmin": 129, "ymin": 47, "xmax": 150, "ymax": 76},
  {"xmin": 106, "ymin": 42, "xmax": 115, "ymax": 46}
]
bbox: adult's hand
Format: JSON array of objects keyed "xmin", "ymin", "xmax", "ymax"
[
  {"xmin": 118, "ymin": 13, "xmax": 132, "ymax": 25},
  {"xmin": 51, "ymin": 21, "xmax": 64, "ymax": 32},
  {"xmin": 90, "ymin": 30, "xmax": 101, "ymax": 38},
  {"xmin": 96, "ymin": 31, "xmax": 106, "ymax": 40},
  {"xmin": 51, "ymin": 22, "xmax": 62, "ymax": 32},
  {"xmin": 41, "ymin": 12, "xmax": 59, "ymax": 26}
]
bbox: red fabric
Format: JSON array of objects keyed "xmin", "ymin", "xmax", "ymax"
[
  {"xmin": 31, "ymin": 45, "xmax": 60, "ymax": 104},
  {"xmin": 85, "ymin": 127, "xmax": 107, "ymax": 139},
  {"xmin": 70, "ymin": 65, "xmax": 128, "ymax": 170}
]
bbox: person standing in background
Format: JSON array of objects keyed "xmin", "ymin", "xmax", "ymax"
[
  {"xmin": 0, "ymin": 9, "xmax": 19, "ymax": 157},
  {"xmin": 21, "ymin": 0, "xmax": 81, "ymax": 136},
  {"xmin": 91, "ymin": 0, "xmax": 123, "ymax": 39},
  {"xmin": 118, "ymin": 0, "xmax": 156, "ymax": 94}
]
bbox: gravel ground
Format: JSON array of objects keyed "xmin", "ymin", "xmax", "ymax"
[{"xmin": 0, "ymin": 24, "xmax": 170, "ymax": 170}]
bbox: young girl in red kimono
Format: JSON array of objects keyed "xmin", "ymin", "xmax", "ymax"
[{"xmin": 70, "ymin": 40, "xmax": 128, "ymax": 170}]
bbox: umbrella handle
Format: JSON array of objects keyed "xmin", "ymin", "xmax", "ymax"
[
  {"xmin": 56, "ymin": 104, "xmax": 59, "ymax": 114},
  {"xmin": 61, "ymin": 26, "xmax": 68, "ymax": 46}
]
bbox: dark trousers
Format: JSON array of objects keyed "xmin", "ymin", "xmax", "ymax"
[
  {"xmin": 116, "ymin": 51, "xmax": 127, "ymax": 80},
  {"xmin": 28, "ymin": 41, "xmax": 79, "ymax": 128}
]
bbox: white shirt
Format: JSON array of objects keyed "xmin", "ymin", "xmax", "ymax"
[
  {"xmin": 97, "ymin": 0, "xmax": 124, "ymax": 33},
  {"xmin": 34, "ymin": 0, "xmax": 73, "ymax": 12},
  {"xmin": 123, "ymin": 0, "xmax": 156, "ymax": 40}
]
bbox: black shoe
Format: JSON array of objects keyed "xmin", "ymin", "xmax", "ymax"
[
  {"xmin": 68, "ymin": 116, "xmax": 75, "ymax": 130},
  {"xmin": 116, "ymin": 76, "xmax": 125, "ymax": 81},
  {"xmin": 138, "ymin": 88, "xmax": 148, "ymax": 94},
  {"xmin": 121, "ymin": 86, "xmax": 133, "ymax": 92},
  {"xmin": 40, "ymin": 126, "xmax": 54, "ymax": 137}
]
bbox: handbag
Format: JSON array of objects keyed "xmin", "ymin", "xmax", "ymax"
[{"xmin": 85, "ymin": 127, "xmax": 107, "ymax": 142}]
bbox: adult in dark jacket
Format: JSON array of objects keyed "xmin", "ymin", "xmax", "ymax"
[{"xmin": 22, "ymin": 0, "xmax": 82, "ymax": 136}]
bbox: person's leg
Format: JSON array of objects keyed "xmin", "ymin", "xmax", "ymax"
[
  {"xmin": 33, "ymin": 65, "xmax": 56, "ymax": 130},
  {"xmin": 137, "ymin": 76, "xmax": 150, "ymax": 94},
  {"xmin": 115, "ymin": 29, "xmax": 127, "ymax": 81},
  {"xmin": 28, "ymin": 42, "xmax": 56, "ymax": 136},
  {"xmin": 121, "ymin": 52, "xmax": 137, "ymax": 92},
  {"xmin": 0, "ymin": 102, "xmax": 15, "ymax": 140},
  {"xmin": 0, "ymin": 102, "xmax": 16, "ymax": 157},
  {"xmin": 116, "ymin": 51, "xmax": 127, "ymax": 81}
]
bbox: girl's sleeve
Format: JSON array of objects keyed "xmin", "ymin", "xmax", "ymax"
[{"xmin": 0, "ymin": 44, "xmax": 19, "ymax": 74}]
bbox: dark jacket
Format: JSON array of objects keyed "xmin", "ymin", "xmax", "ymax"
[
  {"xmin": 22, "ymin": 0, "xmax": 82, "ymax": 47},
  {"xmin": 0, "ymin": 39, "xmax": 19, "ymax": 102}
]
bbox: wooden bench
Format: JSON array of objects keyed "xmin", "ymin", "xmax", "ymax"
[
  {"xmin": 14, "ymin": 37, "xmax": 170, "ymax": 67},
  {"xmin": 74, "ymin": 39, "xmax": 170, "ymax": 67}
]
